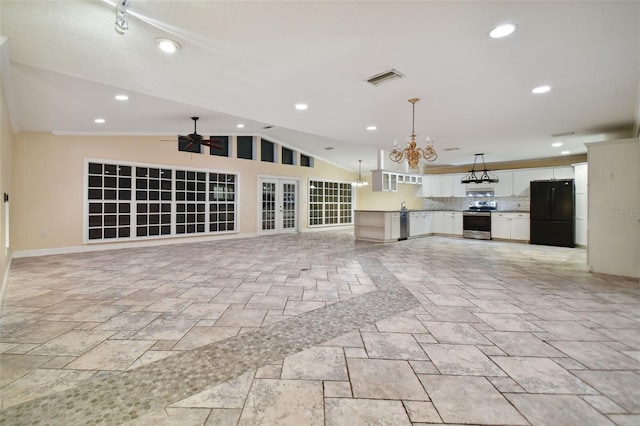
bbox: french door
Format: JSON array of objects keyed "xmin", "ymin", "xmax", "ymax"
[{"xmin": 260, "ymin": 178, "xmax": 298, "ymax": 235}]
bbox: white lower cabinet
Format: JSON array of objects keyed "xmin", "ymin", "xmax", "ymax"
[
  {"xmin": 510, "ymin": 216, "xmax": 530, "ymax": 241},
  {"xmin": 452, "ymin": 212, "xmax": 463, "ymax": 236},
  {"xmin": 491, "ymin": 216, "xmax": 511, "ymax": 239},
  {"xmin": 433, "ymin": 212, "xmax": 448, "ymax": 234},
  {"xmin": 434, "ymin": 211, "xmax": 462, "ymax": 235},
  {"xmin": 491, "ymin": 212, "xmax": 530, "ymax": 241},
  {"xmin": 409, "ymin": 212, "xmax": 424, "ymax": 237},
  {"xmin": 424, "ymin": 211, "xmax": 434, "ymax": 234},
  {"xmin": 409, "ymin": 211, "xmax": 434, "ymax": 237},
  {"xmin": 387, "ymin": 212, "xmax": 400, "ymax": 240},
  {"xmin": 354, "ymin": 211, "xmax": 400, "ymax": 242}
]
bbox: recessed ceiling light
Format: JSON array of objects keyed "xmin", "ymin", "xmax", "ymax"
[
  {"xmin": 237, "ymin": 123, "xmax": 245, "ymax": 128},
  {"xmin": 114, "ymin": 94, "xmax": 129, "ymax": 101},
  {"xmin": 155, "ymin": 38, "xmax": 181, "ymax": 54},
  {"xmin": 552, "ymin": 142, "xmax": 563, "ymax": 147},
  {"xmin": 489, "ymin": 23, "xmax": 517, "ymax": 39},
  {"xmin": 561, "ymin": 150, "xmax": 571, "ymax": 155},
  {"xmin": 94, "ymin": 118, "xmax": 106, "ymax": 124},
  {"xmin": 295, "ymin": 103, "xmax": 308, "ymax": 110},
  {"xmin": 366, "ymin": 126, "xmax": 377, "ymax": 131},
  {"xmin": 532, "ymin": 85, "xmax": 551, "ymax": 94}
]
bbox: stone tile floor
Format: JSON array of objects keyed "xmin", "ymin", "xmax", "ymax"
[{"xmin": 1, "ymin": 232, "xmax": 639, "ymax": 425}]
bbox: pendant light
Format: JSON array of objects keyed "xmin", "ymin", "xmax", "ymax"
[
  {"xmin": 352, "ymin": 160, "xmax": 368, "ymax": 187},
  {"xmin": 461, "ymin": 153, "xmax": 499, "ymax": 184}
]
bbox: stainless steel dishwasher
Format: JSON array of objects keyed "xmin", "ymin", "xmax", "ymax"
[{"xmin": 399, "ymin": 211, "xmax": 408, "ymax": 240}]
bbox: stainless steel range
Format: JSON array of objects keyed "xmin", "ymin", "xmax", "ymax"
[{"xmin": 463, "ymin": 201, "xmax": 497, "ymax": 240}]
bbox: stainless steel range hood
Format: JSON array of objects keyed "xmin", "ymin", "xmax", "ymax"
[{"xmin": 466, "ymin": 188, "xmax": 495, "ymax": 197}]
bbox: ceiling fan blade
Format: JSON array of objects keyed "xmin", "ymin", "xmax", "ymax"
[
  {"xmin": 178, "ymin": 135, "xmax": 201, "ymax": 153},
  {"xmin": 202, "ymin": 138, "xmax": 224, "ymax": 150}
]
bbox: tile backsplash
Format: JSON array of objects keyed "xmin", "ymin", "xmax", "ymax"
[{"xmin": 423, "ymin": 196, "xmax": 530, "ymax": 211}]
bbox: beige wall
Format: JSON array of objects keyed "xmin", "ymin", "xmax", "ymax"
[
  {"xmin": 586, "ymin": 138, "xmax": 640, "ymax": 279},
  {"xmin": 355, "ymin": 182, "xmax": 423, "ymax": 211},
  {"xmin": 1, "ymin": 71, "xmax": 13, "ymax": 288},
  {"xmin": 11, "ymin": 132, "xmax": 354, "ymax": 253}
]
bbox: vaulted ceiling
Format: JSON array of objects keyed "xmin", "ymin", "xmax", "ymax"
[{"xmin": 1, "ymin": 1, "xmax": 638, "ymax": 173}]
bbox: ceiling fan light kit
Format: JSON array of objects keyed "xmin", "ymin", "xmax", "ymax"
[{"xmin": 178, "ymin": 117, "xmax": 224, "ymax": 153}]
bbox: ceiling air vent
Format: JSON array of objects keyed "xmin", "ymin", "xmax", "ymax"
[{"xmin": 366, "ymin": 69, "xmax": 405, "ymax": 86}]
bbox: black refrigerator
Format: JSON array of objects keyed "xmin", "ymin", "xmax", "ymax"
[{"xmin": 530, "ymin": 179, "xmax": 575, "ymax": 247}]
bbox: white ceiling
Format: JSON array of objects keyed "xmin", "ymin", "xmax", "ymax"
[{"xmin": 1, "ymin": 0, "xmax": 639, "ymax": 173}]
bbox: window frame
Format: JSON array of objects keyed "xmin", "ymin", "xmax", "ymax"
[
  {"xmin": 84, "ymin": 158, "xmax": 239, "ymax": 244},
  {"xmin": 308, "ymin": 178, "xmax": 354, "ymax": 227}
]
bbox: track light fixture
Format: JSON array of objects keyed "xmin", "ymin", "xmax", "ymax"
[{"xmin": 115, "ymin": 0, "xmax": 130, "ymax": 35}]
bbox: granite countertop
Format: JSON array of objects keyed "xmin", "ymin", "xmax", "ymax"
[
  {"xmin": 355, "ymin": 209, "xmax": 439, "ymax": 213},
  {"xmin": 356, "ymin": 209, "xmax": 530, "ymax": 213}
]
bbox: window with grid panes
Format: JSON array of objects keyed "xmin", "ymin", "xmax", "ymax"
[
  {"xmin": 339, "ymin": 183, "xmax": 353, "ymax": 223},
  {"xmin": 87, "ymin": 160, "xmax": 237, "ymax": 242},
  {"xmin": 135, "ymin": 167, "xmax": 172, "ymax": 237},
  {"xmin": 309, "ymin": 181, "xmax": 323, "ymax": 226},
  {"xmin": 325, "ymin": 182, "xmax": 338, "ymax": 224},
  {"xmin": 209, "ymin": 173, "xmax": 235, "ymax": 232},
  {"xmin": 87, "ymin": 162, "xmax": 132, "ymax": 240},
  {"xmin": 175, "ymin": 170, "xmax": 207, "ymax": 234},
  {"xmin": 308, "ymin": 179, "xmax": 353, "ymax": 226}
]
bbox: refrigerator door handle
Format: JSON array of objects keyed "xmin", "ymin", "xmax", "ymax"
[{"xmin": 550, "ymin": 187, "xmax": 555, "ymax": 218}]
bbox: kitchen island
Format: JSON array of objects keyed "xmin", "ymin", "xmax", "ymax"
[
  {"xmin": 354, "ymin": 210, "xmax": 436, "ymax": 242},
  {"xmin": 354, "ymin": 210, "xmax": 402, "ymax": 242}
]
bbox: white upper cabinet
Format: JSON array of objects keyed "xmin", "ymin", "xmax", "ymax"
[
  {"xmin": 418, "ymin": 166, "xmax": 574, "ymax": 198},
  {"xmin": 494, "ymin": 171, "xmax": 514, "ymax": 197},
  {"xmin": 437, "ymin": 175, "xmax": 453, "ymax": 197},
  {"xmin": 512, "ymin": 169, "xmax": 533, "ymax": 196},
  {"xmin": 372, "ymin": 170, "xmax": 398, "ymax": 192},
  {"xmin": 417, "ymin": 175, "xmax": 433, "ymax": 197},
  {"xmin": 432, "ymin": 174, "xmax": 466, "ymax": 197},
  {"xmin": 553, "ymin": 166, "xmax": 574, "ymax": 180},
  {"xmin": 373, "ymin": 170, "xmax": 425, "ymax": 192},
  {"xmin": 494, "ymin": 169, "xmax": 532, "ymax": 197},
  {"xmin": 452, "ymin": 174, "xmax": 467, "ymax": 197},
  {"xmin": 532, "ymin": 167, "xmax": 574, "ymax": 181},
  {"xmin": 532, "ymin": 168, "xmax": 555, "ymax": 181}
]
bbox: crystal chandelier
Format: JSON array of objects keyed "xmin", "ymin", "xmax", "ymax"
[
  {"xmin": 352, "ymin": 160, "xmax": 369, "ymax": 187},
  {"xmin": 389, "ymin": 98, "xmax": 437, "ymax": 168}
]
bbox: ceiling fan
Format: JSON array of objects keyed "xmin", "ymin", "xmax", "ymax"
[{"xmin": 177, "ymin": 117, "xmax": 224, "ymax": 153}]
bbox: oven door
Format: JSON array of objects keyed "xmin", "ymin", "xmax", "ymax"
[{"xmin": 463, "ymin": 212, "xmax": 491, "ymax": 240}]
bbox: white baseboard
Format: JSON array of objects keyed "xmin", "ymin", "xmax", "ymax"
[
  {"xmin": 12, "ymin": 232, "xmax": 259, "ymax": 259},
  {"xmin": 11, "ymin": 225, "xmax": 355, "ymax": 259},
  {"xmin": 301, "ymin": 225, "xmax": 354, "ymax": 233}
]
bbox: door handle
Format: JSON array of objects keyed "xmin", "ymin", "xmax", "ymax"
[{"xmin": 550, "ymin": 187, "xmax": 555, "ymax": 217}]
